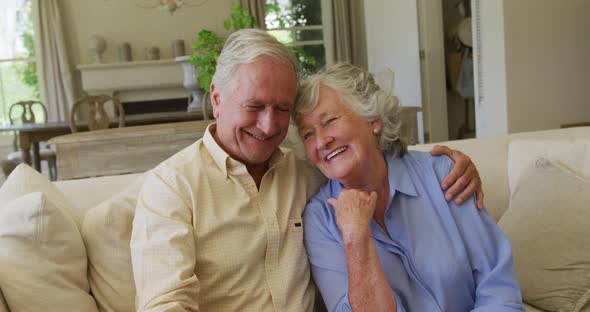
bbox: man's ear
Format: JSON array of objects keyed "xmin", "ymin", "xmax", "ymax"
[{"xmin": 210, "ymin": 83, "xmax": 221, "ymax": 119}]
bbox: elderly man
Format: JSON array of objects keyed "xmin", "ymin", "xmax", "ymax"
[{"xmin": 130, "ymin": 29, "xmax": 483, "ymax": 311}]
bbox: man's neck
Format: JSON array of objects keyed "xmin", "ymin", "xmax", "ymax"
[
  {"xmin": 209, "ymin": 124, "xmax": 272, "ymax": 189},
  {"xmin": 246, "ymin": 162, "xmax": 270, "ymax": 190}
]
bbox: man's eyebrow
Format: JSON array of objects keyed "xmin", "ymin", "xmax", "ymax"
[
  {"xmin": 277, "ymin": 102, "xmax": 293, "ymax": 109},
  {"xmin": 243, "ymin": 99, "xmax": 263, "ymax": 105}
]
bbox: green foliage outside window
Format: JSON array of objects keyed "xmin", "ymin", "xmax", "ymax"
[
  {"xmin": 189, "ymin": 1, "xmax": 315, "ymax": 93},
  {"xmin": 0, "ymin": 0, "xmax": 39, "ymax": 125},
  {"xmin": 19, "ymin": 32, "xmax": 39, "ymax": 99}
]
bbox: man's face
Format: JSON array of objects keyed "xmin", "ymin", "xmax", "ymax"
[{"xmin": 210, "ymin": 57, "xmax": 297, "ymax": 167}]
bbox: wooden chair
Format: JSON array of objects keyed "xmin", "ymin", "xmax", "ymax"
[
  {"xmin": 70, "ymin": 95, "xmax": 126, "ymax": 133},
  {"xmin": 1, "ymin": 100, "xmax": 57, "ymax": 180}
]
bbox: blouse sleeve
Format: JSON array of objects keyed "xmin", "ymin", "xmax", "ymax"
[{"xmin": 434, "ymin": 156, "xmax": 524, "ymax": 312}]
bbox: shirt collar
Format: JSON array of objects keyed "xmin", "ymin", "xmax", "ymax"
[
  {"xmin": 327, "ymin": 151, "xmax": 418, "ymax": 198},
  {"xmin": 203, "ymin": 123, "xmax": 285, "ymax": 178},
  {"xmin": 385, "ymin": 151, "xmax": 418, "ymax": 197}
]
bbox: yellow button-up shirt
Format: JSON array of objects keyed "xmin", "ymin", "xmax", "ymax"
[{"xmin": 131, "ymin": 124, "xmax": 325, "ymax": 311}]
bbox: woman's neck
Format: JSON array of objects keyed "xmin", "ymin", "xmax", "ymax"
[
  {"xmin": 341, "ymin": 151, "xmax": 390, "ymax": 203},
  {"xmin": 342, "ymin": 151, "xmax": 390, "ymax": 230}
]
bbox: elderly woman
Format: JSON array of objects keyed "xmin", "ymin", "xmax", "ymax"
[{"xmin": 295, "ymin": 63, "xmax": 524, "ymax": 312}]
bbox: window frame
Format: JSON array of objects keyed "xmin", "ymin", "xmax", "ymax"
[
  {"xmin": 0, "ymin": 0, "xmax": 39, "ymax": 144},
  {"xmin": 265, "ymin": 0, "xmax": 334, "ymax": 68}
]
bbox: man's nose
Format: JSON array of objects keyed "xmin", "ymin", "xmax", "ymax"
[{"xmin": 258, "ymin": 109, "xmax": 278, "ymax": 135}]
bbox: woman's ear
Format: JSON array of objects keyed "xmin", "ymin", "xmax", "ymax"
[{"xmin": 371, "ymin": 119, "xmax": 383, "ymax": 134}]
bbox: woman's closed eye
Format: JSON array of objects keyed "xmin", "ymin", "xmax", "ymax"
[
  {"xmin": 323, "ymin": 117, "xmax": 338, "ymax": 126},
  {"xmin": 302, "ymin": 130, "xmax": 314, "ymax": 140}
]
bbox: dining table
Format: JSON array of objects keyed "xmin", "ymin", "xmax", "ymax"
[{"xmin": 0, "ymin": 111, "xmax": 211, "ymax": 172}]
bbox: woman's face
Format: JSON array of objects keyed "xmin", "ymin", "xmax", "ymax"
[{"xmin": 297, "ymin": 87, "xmax": 381, "ymax": 184}]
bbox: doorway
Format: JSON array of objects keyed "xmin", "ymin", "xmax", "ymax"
[{"xmin": 417, "ymin": 0, "xmax": 476, "ymax": 142}]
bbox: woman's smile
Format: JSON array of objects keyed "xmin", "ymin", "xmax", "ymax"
[{"xmin": 326, "ymin": 146, "xmax": 348, "ymax": 161}]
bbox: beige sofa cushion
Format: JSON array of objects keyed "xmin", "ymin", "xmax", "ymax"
[
  {"xmin": 54, "ymin": 172, "xmax": 144, "ymax": 226},
  {"xmin": 411, "ymin": 135, "xmax": 511, "ymax": 222},
  {"xmin": 523, "ymin": 302, "xmax": 547, "ymax": 312},
  {"xmin": 0, "ymin": 289, "xmax": 8, "ymax": 312},
  {"xmin": 0, "ymin": 164, "xmax": 98, "ymax": 311},
  {"xmin": 82, "ymin": 173, "xmax": 146, "ymax": 312},
  {"xmin": 499, "ymin": 159, "xmax": 590, "ymax": 312},
  {"xmin": 508, "ymin": 139, "xmax": 589, "ymax": 195}
]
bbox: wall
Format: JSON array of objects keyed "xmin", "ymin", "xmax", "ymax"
[
  {"xmin": 59, "ymin": 0, "xmax": 231, "ymax": 96},
  {"xmin": 503, "ymin": 0, "xmax": 590, "ymax": 132}
]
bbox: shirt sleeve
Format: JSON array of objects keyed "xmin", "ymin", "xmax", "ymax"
[
  {"xmin": 303, "ymin": 193, "xmax": 407, "ymax": 312},
  {"xmin": 434, "ymin": 156, "xmax": 525, "ymax": 312},
  {"xmin": 130, "ymin": 170, "xmax": 200, "ymax": 311}
]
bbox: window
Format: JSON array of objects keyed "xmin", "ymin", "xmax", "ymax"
[
  {"xmin": 264, "ymin": 0, "xmax": 333, "ymax": 74},
  {"xmin": 0, "ymin": 0, "xmax": 39, "ymax": 126}
]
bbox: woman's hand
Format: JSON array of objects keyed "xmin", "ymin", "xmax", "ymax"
[
  {"xmin": 328, "ymin": 190, "xmax": 398, "ymax": 311},
  {"xmin": 328, "ymin": 189, "xmax": 377, "ymax": 240}
]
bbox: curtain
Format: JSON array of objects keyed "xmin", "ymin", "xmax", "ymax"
[
  {"xmin": 32, "ymin": 0, "xmax": 75, "ymax": 122},
  {"xmin": 332, "ymin": 0, "xmax": 367, "ymax": 68},
  {"xmin": 239, "ymin": 0, "xmax": 267, "ymax": 29}
]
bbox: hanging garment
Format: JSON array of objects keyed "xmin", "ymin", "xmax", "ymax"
[{"xmin": 457, "ymin": 50, "xmax": 475, "ymax": 99}]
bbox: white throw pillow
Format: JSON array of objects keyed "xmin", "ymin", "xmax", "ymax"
[
  {"xmin": 0, "ymin": 164, "xmax": 98, "ymax": 311},
  {"xmin": 82, "ymin": 173, "xmax": 146, "ymax": 312},
  {"xmin": 507, "ymin": 139, "xmax": 589, "ymax": 195},
  {"xmin": 499, "ymin": 159, "xmax": 590, "ymax": 312}
]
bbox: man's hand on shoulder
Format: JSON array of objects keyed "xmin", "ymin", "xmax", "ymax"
[{"xmin": 430, "ymin": 145, "xmax": 484, "ymax": 209}]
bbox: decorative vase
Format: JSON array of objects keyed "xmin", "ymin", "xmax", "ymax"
[
  {"xmin": 118, "ymin": 42, "xmax": 132, "ymax": 62},
  {"xmin": 172, "ymin": 39, "xmax": 186, "ymax": 58},
  {"xmin": 146, "ymin": 46, "xmax": 160, "ymax": 60},
  {"xmin": 175, "ymin": 56, "xmax": 211, "ymax": 115},
  {"xmin": 88, "ymin": 35, "xmax": 107, "ymax": 63}
]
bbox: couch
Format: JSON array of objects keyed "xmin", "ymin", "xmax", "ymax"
[{"xmin": 0, "ymin": 126, "xmax": 588, "ymax": 312}]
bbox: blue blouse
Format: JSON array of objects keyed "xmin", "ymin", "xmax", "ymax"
[{"xmin": 303, "ymin": 151, "xmax": 524, "ymax": 312}]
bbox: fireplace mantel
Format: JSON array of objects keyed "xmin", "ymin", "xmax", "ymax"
[{"xmin": 77, "ymin": 59, "xmax": 189, "ymax": 103}]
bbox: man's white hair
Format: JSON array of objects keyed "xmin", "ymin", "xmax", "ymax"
[{"xmin": 212, "ymin": 29, "xmax": 299, "ymax": 97}]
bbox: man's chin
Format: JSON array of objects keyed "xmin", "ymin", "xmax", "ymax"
[{"xmin": 237, "ymin": 146, "xmax": 277, "ymax": 165}]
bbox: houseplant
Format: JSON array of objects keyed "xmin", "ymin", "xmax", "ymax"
[
  {"xmin": 188, "ymin": 1, "xmax": 316, "ymax": 94},
  {"xmin": 188, "ymin": 2, "xmax": 255, "ymax": 93}
]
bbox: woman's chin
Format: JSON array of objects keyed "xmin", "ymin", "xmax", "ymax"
[{"xmin": 321, "ymin": 168, "xmax": 353, "ymax": 184}]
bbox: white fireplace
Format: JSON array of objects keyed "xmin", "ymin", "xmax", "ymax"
[{"xmin": 77, "ymin": 59, "xmax": 190, "ymax": 103}]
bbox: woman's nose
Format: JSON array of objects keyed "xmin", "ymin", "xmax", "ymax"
[{"xmin": 315, "ymin": 129, "xmax": 333, "ymax": 149}]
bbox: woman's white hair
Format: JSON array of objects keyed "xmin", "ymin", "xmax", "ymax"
[
  {"xmin": 294, "ymin": 63, "xmax": 407, "ymax": 157},
  {"xmin": 212, "ymin": 29, "xmax": 299, "ymax": 97}
]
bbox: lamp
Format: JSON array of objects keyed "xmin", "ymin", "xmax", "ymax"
[{"xmin": 136, "ymin": 0, "xmax": 208, "ymax": 15}]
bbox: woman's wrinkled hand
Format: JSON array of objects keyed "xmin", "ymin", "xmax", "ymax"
[{"xmin": 327, "ymin": 189, "xmax": 377, "ymax": 238}]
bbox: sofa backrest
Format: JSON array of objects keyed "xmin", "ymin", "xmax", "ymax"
[
  {"xmin": 411, "ymin": 126, "xmax": 590, "ymax": 222},
  {"xmin": 54, "ymin": 172, "xmax": 142, "ymax": 226},
  {"xmin": 410, "ymin": 135, "xmax": 510, "ymax": 222},
  {"xmin": 54, "ymin": 126, "xmax": 590, "ymax": 226}
]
